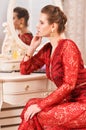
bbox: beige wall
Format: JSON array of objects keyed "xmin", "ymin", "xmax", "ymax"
[
  {"xmin": 63, "ymin": 0, "xmax": 86, "ymax": 64},
  {"xmin": 0, "ymin": 0, "xmax": 8, "ymax": 51}
]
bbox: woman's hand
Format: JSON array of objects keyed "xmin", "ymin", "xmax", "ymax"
[
  {"xmin": 24, "ymin": 104, "xmax": 41, "ymax": 121},
  {"xmin": 30, "ymin": 36, "xmax": 42, "ymax": 50},
  {"xmin": 24, "ymin": 36, "xmax": 42, "ymax": 61}
]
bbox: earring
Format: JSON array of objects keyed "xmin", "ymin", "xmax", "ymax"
[
  {"xmin": 50, "ymin": 28, "xmax": 54, "ymax": 37},
  {"xmin": 20, "ymin": 23, "xmax": 23, "ymax": 28}
]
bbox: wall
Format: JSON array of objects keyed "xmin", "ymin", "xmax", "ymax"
[
  {"xmin": 63, "ymin": 0, "xmax": 86, "ymax": 64},
  {"xmin": 0, "ymin": 0, "xmax": 8, "ymax": 50}
]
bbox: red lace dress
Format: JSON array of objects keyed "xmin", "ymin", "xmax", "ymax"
[
  {"xmin": 19, "ymin": 39, "xmax": 86, "ymax": 130},
  {"xmin": 18, "ymin": 33, "xmax": 33, "ymax": 46}
]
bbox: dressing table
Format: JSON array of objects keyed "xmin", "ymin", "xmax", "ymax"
[
  {"xmin": 0, "ymin": 72, "xmax": 56, "ymax": 130},
  {"xmin": 0, "ymin": 72, "xmax": 48, "ymax": 108}
]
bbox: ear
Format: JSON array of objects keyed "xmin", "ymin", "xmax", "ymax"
[
  {"xmin": 51, "ymin": 23, "xmax": 58, "ymax": 32},
  {"xmin": 20, "ymin": 18, "xmax": 25, "ymax": 24}
]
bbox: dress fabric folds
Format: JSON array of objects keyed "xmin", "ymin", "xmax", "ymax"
[
  {"xmin": 18, "ymin": 32, "xmax": 33, "ymax": 46},
  {"xmin": 19, "ymin": 39, "xmax": 86, "ymax": 130}
]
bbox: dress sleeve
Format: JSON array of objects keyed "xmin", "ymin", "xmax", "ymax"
[
  {"xmin": 20, "ymin": 44, "xmax": 48, "ymax": 74},
  {"xmin": 38, "ymin": 40, "xmax": 80, "ymax": 110}
]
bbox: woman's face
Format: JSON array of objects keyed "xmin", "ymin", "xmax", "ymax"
[
  {"xmin": 36, "ymin": 13, "xmax": 53, "ymax": 37},
  {"xmin": 13, "ymin": 12, "xmax": 22, "ymax": 30}
]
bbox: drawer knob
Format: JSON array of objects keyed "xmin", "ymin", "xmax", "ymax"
[
  {"xmin": 25, "ymin": 85, "xmax": 29, "ymax": 91},
  {"xmin": 12, "ymin": 65, "xmax": 16, "ymax": 69}
]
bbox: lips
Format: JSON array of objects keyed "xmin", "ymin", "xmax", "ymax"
[{"xmin": 36, "ymin": 31, "xmax": 40, "ymax": 35}]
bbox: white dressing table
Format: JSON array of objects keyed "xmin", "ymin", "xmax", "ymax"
[
  {"xmin": 0, "ymin": 72, "xmax": 56, "ymax": 130},
  {"xmin": 0, "ymin": 72, "xmax": 49, "ymax": 108}
]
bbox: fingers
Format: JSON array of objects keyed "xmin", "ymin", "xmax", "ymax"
[
  {"xmin": 33, "ymin": 35, "xmax": 42, "ymax": 41},
  {"xmin": 24, "ymin": 107, "xmax": 35, "ymax": 121},
  {"xmin": 24, "ymin": 108, "xmax": 31, "ymax": 121},
  {"xmin": 24, "ymin": 104, "xmax": 41, "ymax": 122},
  {"xmin": 24, "ymin": 110, "xmax": 35, "ymax": 121},
  {"xmin": 30, "ymin": 112, "xmax": 36, "ymax": 119}
]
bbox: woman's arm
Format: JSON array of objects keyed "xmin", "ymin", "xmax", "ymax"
[
  {"xmin": 20, "ymin": 36, "xmax": 43, "ymax": 74},
  {"xmin": 20, "ymin": 49, "xmax": 45, "ymax": 74},
  {"xmin": 20, "ymin": 41, "xmax": 50, "ymax": 74}
]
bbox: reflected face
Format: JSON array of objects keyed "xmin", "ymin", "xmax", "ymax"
[
  {"xmin": 13, "ymin": 12, "xmax": 21, "ymax": 30},
  {"xmin": 36, "ymin": 13, "xmax": 53, "ymax": 37}
]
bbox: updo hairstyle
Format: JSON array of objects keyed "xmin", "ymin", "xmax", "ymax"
[
  {"xmin": 13, "ymin": 7, "xmax": 29, "ymax": 27},
  {"xmin": 41, "ymin": 5, "xmax": 67, "ymax": 34}
]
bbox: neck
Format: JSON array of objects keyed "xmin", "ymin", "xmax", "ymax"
[
  {"xmin": 18, "ymin": 27, "xmax": 29, "ymax": 35},
  {"xmin": 48, "ymin": 33, "xmax": 65, "ymax": 57},
  {"xmin": 49, "ymin": 33, "xmax": 65, "ymax": 48}
]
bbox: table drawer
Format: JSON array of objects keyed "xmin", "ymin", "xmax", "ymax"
[
  {"xmin": 3, "ymin": 91, "xmax": 49, "ymax": 105},
  {"xmin": 3, "ymin": 79, "xmax": 48, "ymax": 94}
]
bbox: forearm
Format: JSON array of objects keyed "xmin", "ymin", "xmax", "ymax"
[
  {"xmin": 24, "ymin": 45, "xmax": 35, "ymax": 61},
  {"xmin": 38, "ymin": 83, "xmax": 75, "ymax": 110}
]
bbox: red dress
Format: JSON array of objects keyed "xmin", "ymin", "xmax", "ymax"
[
  {"xmin": 19, "ymin": 39, "xmax": 86, "ymax": 130},
  {"xmin": 18, "ymin": 33, "xmax": 33, "ymax": 46}
]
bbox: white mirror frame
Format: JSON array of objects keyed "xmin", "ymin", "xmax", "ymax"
[
  {"xmin": 7, "ymin": 0, "xmax": 63, "ymax": 50},
  {"xmin": 7, "ymin": 0, "xmax": 29, "ymax": 50}
]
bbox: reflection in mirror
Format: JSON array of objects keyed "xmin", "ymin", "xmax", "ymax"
[
  {"xmin": 13, "ymin": 7, "xmax": 33, "ymax": 46},
  {"xmin": 2, "ymin": 6, "xmax": 33, "ymax": 59},
  {"xmin": 1, "ymin": 0, "xmax": 31, "ymax": 60},
  {"xmin": 0, "ymin": 0, "xmax": 32, "ymax": 72}
]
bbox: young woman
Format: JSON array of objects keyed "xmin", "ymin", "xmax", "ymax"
[
  {"xmin": 19, "ymin": 5, "xmax": 86, "ymax": 130},
  {"xmin": 13, "ymin": 7, "xmax": 33, "ymax": 45}
]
